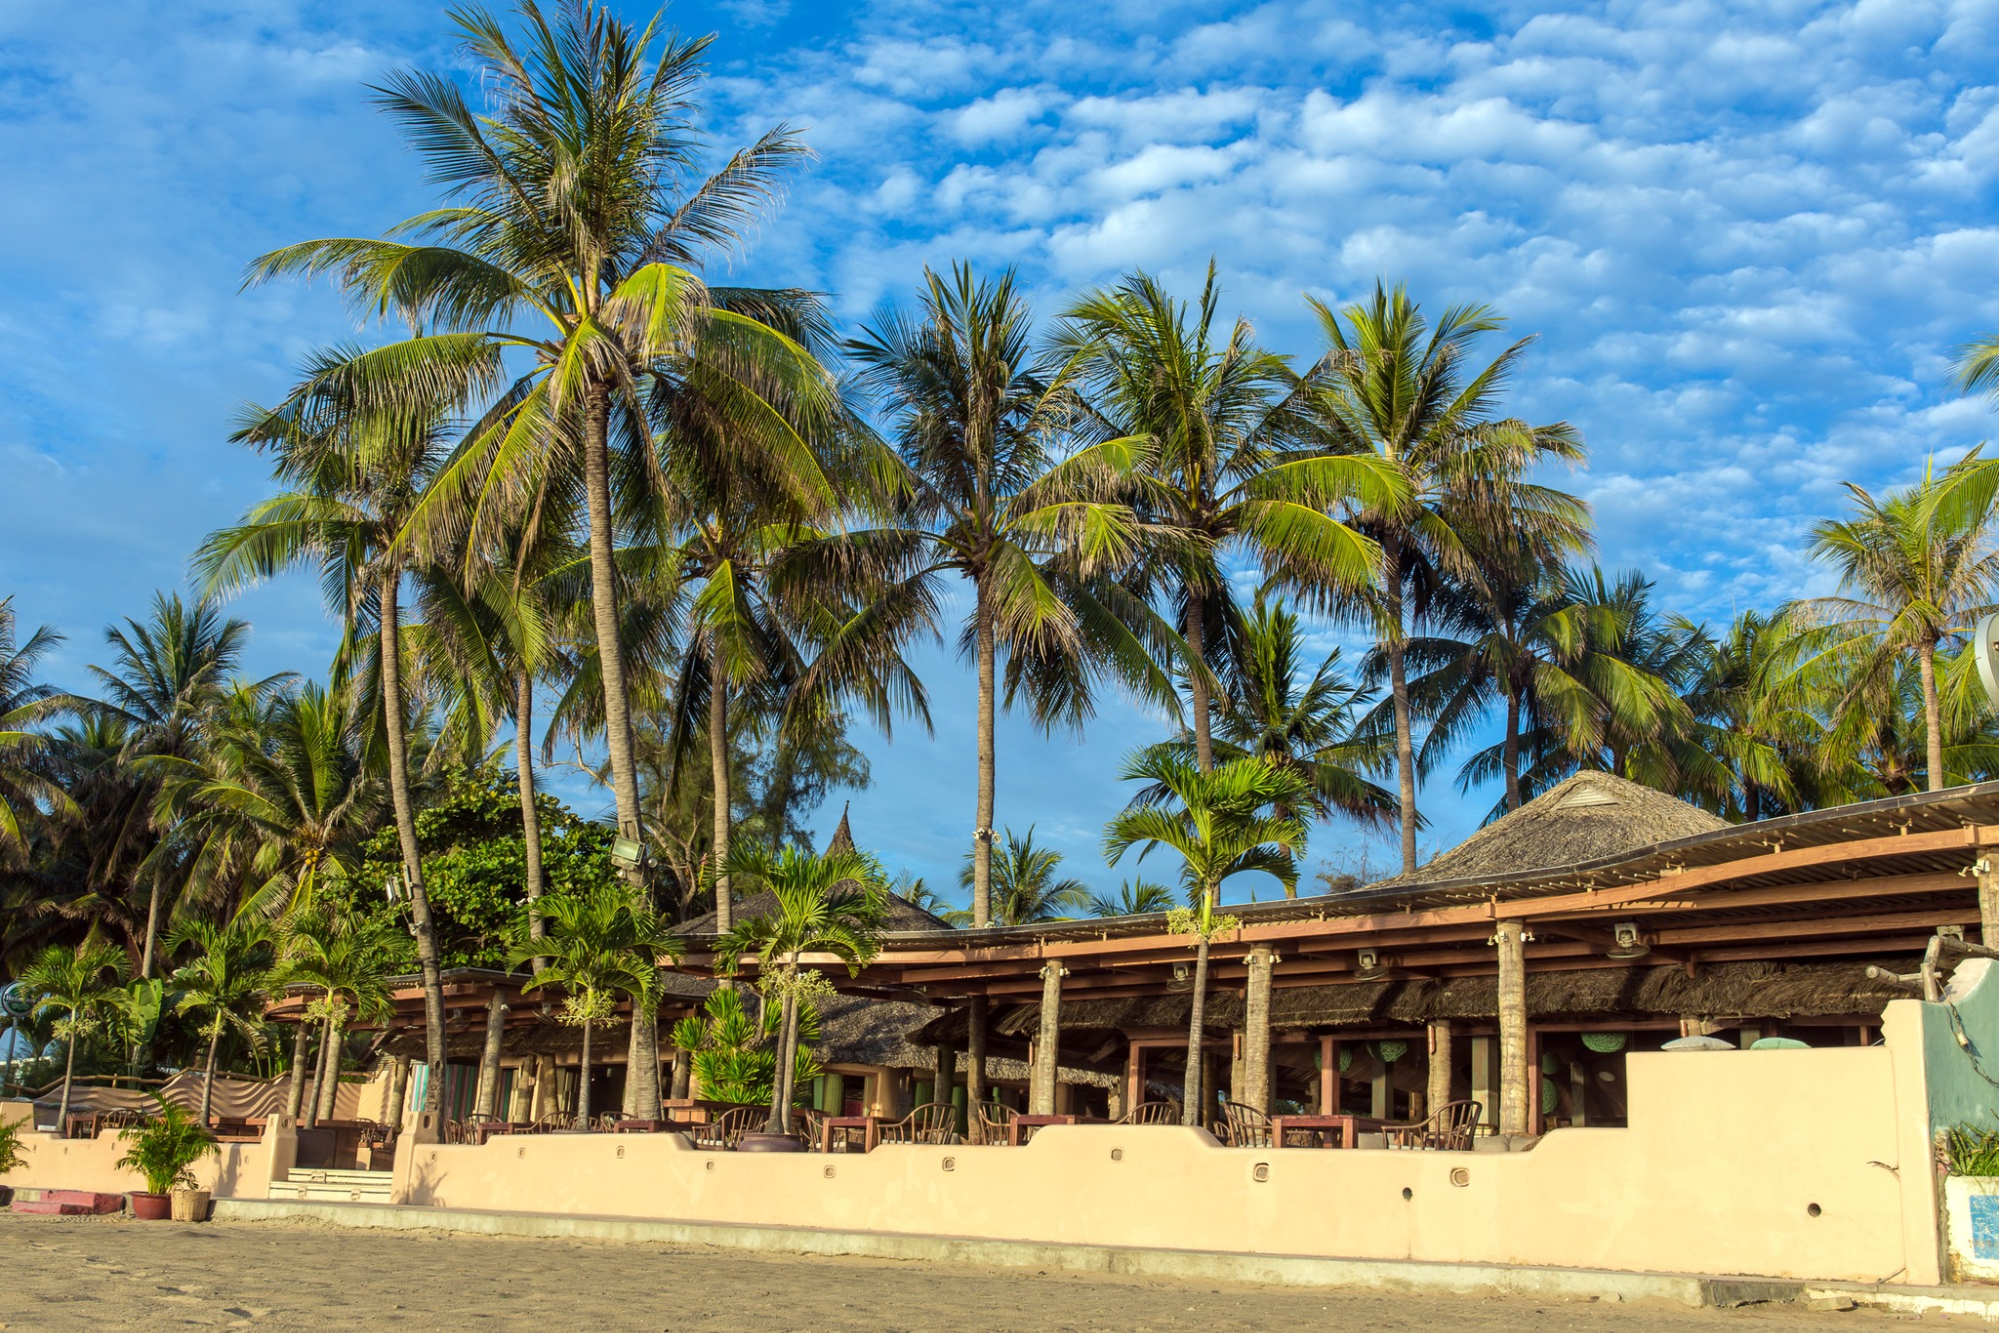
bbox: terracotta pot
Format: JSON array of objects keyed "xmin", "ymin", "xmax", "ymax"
[
  {"xmin": 129, "ymin": 1192, "xmax": 172, "ymax": 1220},
  {"xmin": 170, "ymin": 1189, "xmax": 211, "ymax": 1223},
  {"xmin": 735, "ymin": 1132, "xmax": 807, "ymax": 1153}
]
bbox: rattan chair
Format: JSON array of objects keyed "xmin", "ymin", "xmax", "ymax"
[
  {"xmin": 1385, "ymin": 1099, "xmax": 1483, "ymax": 1151},
  {"xmin": 974, "ymin": 1102, "xmax": 1019, "ymax": 1146},
  {"xmin": 880, "ymin": 1102, "xmax": 961, "ymax": 1146},
  {"xmin": 692, "ymin": 1105, "xmax": 764, "ymax": 1150},
  {"xmin": 790, "ymin": 1107, "xmax": 825, "ymax": 1149},
  {"xmin": 1117, "ymin": 1100, "xmax": 1183, "ymax": 1126},
  {"xmin": 1219, "ymin": 1100, "xmax": 1272, "ymax": 1148}
]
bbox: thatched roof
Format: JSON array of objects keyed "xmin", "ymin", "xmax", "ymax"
[
  {"xmin": 813, "ymin": 993, "xmax": 1114, "ymax": 1086},
  {"xmin": 1369, "ymin": 771, "xmax": 1731, "ymax": 892},
  {"xmin": 954, "ymin": 958, "xmax": 1914, "ymax": 1038}
]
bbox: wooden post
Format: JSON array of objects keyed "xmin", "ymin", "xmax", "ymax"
[
  {"xmin": 529, "ymin": 1055, "xmax": 555, "ymax": 1123},
  {"xmin": 1126, "ymin": 1040, "xmax": 1143, "ymax": 1112},
  {"xmin": 932, "ymin": 1040, "xmax": 956, "ymax": 1118},
  {"xmin": 965, "ymin": 996, "xmax": 988, "ymax": 1114},
  {"xmin": 1527, "ymin": 1026, "xmax": 1543, "ymax": 1134},
  {"xmin": 1426, "ymin": 1019, "xmax": 1453, "ymax": 1116},
  {"xmin": 1979, "ymin": 858, "xmax": 1999, "ymax": 948},
  {"xmin": 1318, "ymin": 1035, "xmax": 1336, "ymax": 1113},
  {"xmin": 1243, "ymin": 947, "xmax": 1274, "ymax": 1114},
  {"xmin": 472, "ymin": 991, "xmax": 507, "ymax": 1120},
  {"xmin": 387, "ymin": 1055, "xmax": 412, "ymax": 1133},
  {"xmin": 1031, "ymin": 962, "xmax": 1066, "ymax": 1115},
  {"xmin": 1496, "ymin": 919, "xmax": 1530, "ymax": 1136},
  {"xmin": 1469, "ymin": 1035, "xmax": 1497, "ymax": 1128}
]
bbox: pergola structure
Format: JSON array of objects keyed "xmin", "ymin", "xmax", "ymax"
[{"xmin": 682, "ymin": 774, "xmax": 1999, "ymax": 1137}]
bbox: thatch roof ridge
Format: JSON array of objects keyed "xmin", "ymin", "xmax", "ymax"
[{"xmin": 1367, "ymin": 771, "xmax": 1730, "ymax": 893}]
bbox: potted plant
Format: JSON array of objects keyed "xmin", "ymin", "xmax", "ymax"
[
  {"xmin": 0, "ymin": 1112, "xmax": 26, "ymax": 1207},
  {"xmin": 115, "ymin": 1101, "xmax": 217, "ymax": 1221}
]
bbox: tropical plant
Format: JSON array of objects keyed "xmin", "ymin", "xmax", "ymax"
[
  {"xmin": 251, "ymin": 1, "xmax": 838, "ymax": 860},
  {"xmin": 1944, "ymin": 1122, "xmax": 1999, "ymax": 1177},
  {"xmin": 1789, "ymin": 469, "xmax": 1999, "ymax": 794},
  {"xmin": 666, "ymin": 985, "xmax": 820, "ymax": 1108},
  {"xmin": 0, "ymin": 596, "xmax": 72, "ymax": 863},
  {"xmin": 0, "ymin": 1111, "xmax": 24, "ymax": 1174},
  {"xmin": 842, "ymin": 262, "xmax": 1164, "ymax": 927},
  {"xmin": 1056, "ymin": 264, "xmax": 1400, "ymax": 780},
  {"xmin": 115, "ymin": 1098, "xmax": 216, "ymax": 1196},
  {"xmin": 1302, "ymin": 282, "xmax": 1587, "ymax": 870},
  {"xmin": 1086, "ymin": 878, "xmax": 1176, "ymax": 918},
  {"xmin": 279, "ymin": 908, "xmax": 404, "ymax": 1126},
  {"xmin": 166, "ymin": 918, "xmax": 276, "ymax": 1126},
  {"xmin": 1103, "ymin": 752, "xmax": 1310, "ymax": 1125},
  {"xmin": 716, "ymin": 843, "xmax": 885, "ymax": 1134},
  {"xmin": 946, "ymin": 827, "xmax": 1089, "ymax": 926},
  {"xmin": 16, "ymin": 940, "xmax": 129, "ymax": 1130}
]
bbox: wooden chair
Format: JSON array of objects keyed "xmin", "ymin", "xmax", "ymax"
[
  {"xmin": 1386, "ymin": 1100, "xmax": 1483, "ymax": 1151},
  {"xmin": 790, "ymin": 1107, "xmax": 825, "ymax": 1149},
  {"xmin": 1219, "ymin": 1100, "xmax": 1272, "ymax": 1149},
  {"xmin": 974, "ymin": 1102, "xmax": 1018, "ymax": 1146},
  {"xmin": 531, "ymin": 1112, "xmax": 577, "ymax": 1134},
  {"xmin": 693, "ymin": 1105, "xmax": 764, "ymax": 1150},
  {"xmin": 1117, "ymin": 1101, "xmax": 1182, "ymax": 1126},
  {"xmin": 881, "ymin": 1102, "xmax": 961, "ymax": 1146}
]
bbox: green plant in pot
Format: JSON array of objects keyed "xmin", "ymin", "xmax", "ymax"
[
  {"xmin": 0, "ymin": 1112, "xmax": 26, "ymax": 1207},
  {"xmin": 115, "ymin": 1100, "xmax": 216, "ymax": 1220}
]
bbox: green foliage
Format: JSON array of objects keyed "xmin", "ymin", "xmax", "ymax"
[
  {"xmin": 115, "ymin": 1099, "xmax": 217, "ymax": 1195},
  {"xmin": 670, "ymin": 988, "xmax": 820, "ymax": 1107},
  {"xmin": 0, "ymin": 1113, "xmax": 24, "ymax": 1174},
  {"xmin": 344, "ymin": 765, "xmax": 618, "ymax": 968},
  {"xmin": 1944, "ymin": 1124, "xmax": 1999, "ymax": 1177}
]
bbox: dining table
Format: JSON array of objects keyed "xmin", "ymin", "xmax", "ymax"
[
  {"xmin": 819, "ymin": 1114, "xmax": 888, "ymax": 1153},
  {"xmin": 1266, "ymin": 1113, "xmax": 1389, "ymax": 1148},
  {"xmin": 1008, "ymin": 1113, "xmax": 1092, "ymax": 1146}
]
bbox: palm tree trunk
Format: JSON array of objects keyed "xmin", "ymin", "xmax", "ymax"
[
  {"xmin": 1383, "ymin": 558, "xmax": 1418, "ymax": 872},
  {"xmin": 284, "ymin": 1022, "xmax": 312, "ymax": 1122},
  {"xmin": 577, "ymin": 1020, "xmax": 593, "ymax": 1129},
  {"xmin": 56, "ymin": 1014, "xmax": 78, "ymax": 1130},
  {"xmin": 581, "ymin": 381, "xmax": 643, "ymax": 834},
  {"xmin": 200, "ymin": 1025, "xmax": 221, "ymax": 1128},
  {"xmin": 314, "ymin": 1012, "xmax": 345, "ymax": 1124},
  {"xmin": 767, "ymin": 989, "xmax": 800, "ymax": 1135},
  {"xmin": 708, "ymin": 659, "xmax": 733, "ymax": 934},
  {"xmin": 377, "ymin": 571, "xmax": 449, "ymax": 1113},
  {"xmin": 1186, "ymin": 593, "xmax": 1214, "ymax": 772},
  {"xmin": 1182, "ymin": 935, "xmax": 1210, "ymax": 1127},
  {"xmin": 1920, "ymin": 640, "xmax": 1945, "ymax": 792},
  {"xmin": 1503, "ymin": 687, "xmax": 1523, "ymax": 812},
  {"xmin": 139, "ymin": 880, "xmax": 163, "ymax": 980},
  {"xmin": 626, "ymin": 991, "xmax": 660, "ymax": 1119},
  {"xmin": 974, "ymin": 581, "xmax": 997, "ymax": 928},
  {"xmin": 515, "ymin": 668, "xmax": 546, "ymax": 953}
]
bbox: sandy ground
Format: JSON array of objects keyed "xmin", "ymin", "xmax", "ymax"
[{"xmin": 0, "ymin": 1212, "xmax": 1988, "ymax": 1333}]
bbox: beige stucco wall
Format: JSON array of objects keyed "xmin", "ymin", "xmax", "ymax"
[
  {"xmin": 2, "ymin": 1101, "xmax": 271, "ymax": 1199},
  {"xmin": 385, "ymin": 1043, "xmax": 1920, "ymax": 1283}
]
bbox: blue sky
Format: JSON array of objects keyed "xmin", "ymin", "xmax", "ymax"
[{"xmin": 6, "ymin": 0, "xmax": 1999, "ymax": 907}]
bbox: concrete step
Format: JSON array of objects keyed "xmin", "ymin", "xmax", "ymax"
[
  {"xmin": 11, "ymin": 1200, "xmax": 104, "ymax": 1215},
  {"xmin": 9, "ymin": 1189, "xmax": 126, "ymax": 1214},
  {"xmin": 269, "ymin": 1170, "xmax": 393, "ymax": 1204}
]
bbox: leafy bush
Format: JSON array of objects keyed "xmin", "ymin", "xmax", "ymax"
[
  {"xmin": 115, "ymin": 1100, "xmax": 217, "ymax": 1195},
  {"xmin": 1944, "ymin": 1124, "xmax": 1999, "ymax": 1177},
  {"xmin": 0, "ymin": 1113, "xmax": 26, "ymax": 1174},
  {"xmin": 670, "ymin": 989, "xmax": 820, "ymax": 1107}
]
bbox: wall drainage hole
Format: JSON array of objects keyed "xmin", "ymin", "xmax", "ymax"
[
  {"xmin": 1401, "ymin": 1187, "xmax": 1414, "ymax": 1201},
  {"xmin": 1807, "ymin": 1203, "xmax": 1822, "ymax": 1217}
]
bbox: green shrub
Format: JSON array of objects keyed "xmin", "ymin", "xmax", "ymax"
[
  {"xmin": 1944, "ymin": 1124, "xmax": 1999, "ymax": 1177},
  {"xmin": 0, "ymin": 1114, "xmax": 25, "ymax": 1175},
  {"xmin": 114, "ymin": 1100, "xmax": 217, "ymax": 1195}
]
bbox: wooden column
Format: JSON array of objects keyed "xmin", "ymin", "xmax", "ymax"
[
  {"xmin": 1980, "ymin": 858, "xmax": 1999, "ymax": 948},
  {"xmin": 387, "ymin": 1055, "xmax": 412, "ymax": 1133},
  {"xmin": 529, "ymin": 1054, "xmax": 555, "ymax": 1122},
  {"xmin": 1243, "ymin": 947, "xmax": 1274, "ymax": 1114},
  {"xmin": 932, "ymin": 1039, "xmax": 956, "ymax": 1112},
  {"xmin": 1426, "ymin": 1019, "xmax": 1454, "ymax": 1116},
  {"xmin": 472, "ymin": 991, "xmax": 507, "ymax": 1120},
  {"xmin": 965, "ymin": 996, "xmax": 988, "ymax": 1114},
  {"xmin": 1030, "ymin": 962, "xmax": 1066, "ymax": 1115},
  {"xmin": 1318, "ymin": 1035, "xmax": 1336, "ymax": 1113},
  {"xmin": 1496, "ymin": 919, "xmax": 1530, "ymax": 1136}
]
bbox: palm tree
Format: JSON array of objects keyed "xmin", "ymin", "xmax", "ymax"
[
  {"xmin": 1302, "ymin": 283, "xmax": 1587, "ymax": 870},
  {"xmin": 945, "ymin": 827, "xmax": 1089, "ymax": 926},
  {"xmin": 1055, "ymin": 264, "xmax": 1402, "ymax": 779},
  {"xmin": 842, "ymin": 262, "xmax": 1165, "ymax": 928},
  {"xmin": 1664, "ymin": 611, "xmax": 1826, "ymax": 820},
  {"xmin": 165, "ymin": 918, "xmax": 276, "ymax": 1125},
  {"xmin": 510, "ymin": 882, "xmax": 659, "ymax": 1128},
  {"xmin": 17, "ymin": 940, "xmax": 129, "ymax": 1130},
  {"xmin": 0, "ymin": 596, "xmax": 72, "ymax": 863},
  {"xmin": 249, "ymin": 1, "xmax": 837, "ymax": 853},
  {"xmin": 1789, "ymin": 471, "xmax": 1999, "ymax": 794},
  {"xmin": 1103, "ymin": 752, "xmax": 1309, "ymax": 1125},
  {"xmin": 83, "ymin": 594, "xmax": 260, "ymax": 975},
  {"xmin": 280, "ymin": 907, "xmax": 403, "ymax": 1127},
  {"xmin": 1086, "ymin": 878, "xmax": 1176, "ymax": 918},
  {"xmin": 716, "ymin": 844, "xmax": 885, "ymax": 1135}
]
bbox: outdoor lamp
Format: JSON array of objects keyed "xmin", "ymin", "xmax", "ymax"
[
  {"xmin": 609, "ymin": 835, "xmax": 649, "ymax": 872},
  {"xmin": 1606, "ymin": 922, "xmax": 1651, "ymax": 960},
  {"xmin": 1354, "ymin": 948, "xmax": 1386, "ymax": 980}
]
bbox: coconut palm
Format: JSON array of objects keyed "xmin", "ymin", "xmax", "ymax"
[
  {"xmin": 165, "ymin": 918, "xmax": 276, "ymax": 1126},
  {"xmin": 716, "ymin": 844, "xmax": 885, "ymax": 1135},
  {"xmin": 0, "ymin": 596, "xmax": 73, "ymax": 863},
  {"xmin": 1664, "ymin": 611, "xmax": 1829, "ymax": 820},
  {"xmin": 946, "ymin": 826, "xmax": 1090, "ymax": 926},
  {"xmin": 842, "ymin": 262, "xmax": 1166, "ymax": 928},
  {"xmin": 249, "ymin": 1, "xmax": 838, "ymax": 854},
  {"xmin": 17, "ymin": 940, "xmax": 129, "ymax": 1130},
  {"xmin": 1055, "ymin": 265, "xmax": 1403, "ymax": 782},
  {"xmin": 1789, "ymin": 471, "xmax": 1999, "ymax": 794},
  {"xmin": 1103, "ymin": 752, "xmax": 1310, "ymax": 1125},
  {"xmin": 1302, "ymin": 283, "xmax": 1587, "ymax": 870},
  {"xmin": 509, "ymin": 882, "xmax": 660, "ymax": 1128},
  {"xmin": 1086, "ymin": 878, "xmax": 1176, "ymax": 918}
]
